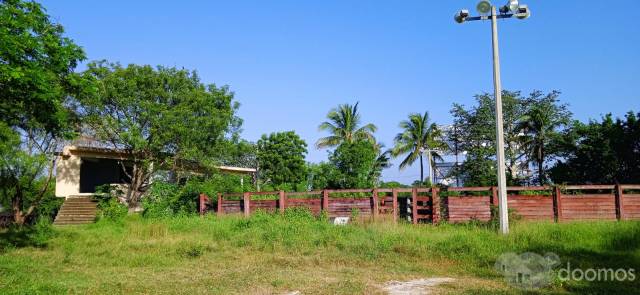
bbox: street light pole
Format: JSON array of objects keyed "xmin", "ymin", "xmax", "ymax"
[
  {"xmin": 490, "ymin": 5, "xmax": 509, "ymax": 235},
  {"xmin": 455, "ymin": 1, "xmax": 530, "ymax": 235}
]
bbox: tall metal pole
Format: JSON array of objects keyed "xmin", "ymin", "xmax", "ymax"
[{"xmin": 491, "ymin": 6, "xmax": 509, "ymax": 235}]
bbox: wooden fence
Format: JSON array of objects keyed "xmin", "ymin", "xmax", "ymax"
[{"xmin": 199, "ymin": 184, "xmax": 640, "ymax": 224}]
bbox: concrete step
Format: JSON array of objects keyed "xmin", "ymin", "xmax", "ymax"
[
  {"xmin": 53, "ymin": 197, "xmax": 98, "ymax": 226},
  {"xmin": 56, "ymin": 212, "xmax": 96, "ymax": 217},
  {"xmin": 60, "ymin": 203, "xmax": 97, "ymax": 208},
  {"xmin": 54, "ymin": 216, "xmax": 96, "ymax": 222},
  {"xmin": 53, "ymin": 221, "xmax": 95, "ymax": 225},
  {"xmin": 62, "ymin": 200, "xmax": 97, "ymax": 205},
  {"xmin": 61, "ymin": 206, "xmax": 96, "ymax": 210},
  {"xmin": 57, "ymin": 208, "xmax": 97, "ymax": 212}
]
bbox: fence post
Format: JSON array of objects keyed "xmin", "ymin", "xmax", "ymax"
[
  {"xmin": 322, "ymin": 190, "xmax": 329, "ymax": 214},
  {"xmin": 553, "ymin": 186, "xmax": 562, "ymax": 222},
  {"xmin": 243, "ymin": 192, "xmax": 251, "ymax": 218},
  {"xmin": 432, "ymin": 187, "xmax": 440, "ymax": 224},
  {"xmin": 411, "ymin": 188, "xmax": 418, "ymax": 224},
  {"xmin": 615, "ymin": 184, "xmax": 625, "ymax": 221},
  {"xmin": 279, "ymin": 190, "xmax": 286, "ymax": 214},
  {"xmin": 392, "ymin": 188, "xmax": 398, "ymax": 223},
  {"xmin": 372, "ymin": 188, "xmax": 379, "ymax": 221},
  {"xmin": 199, "ymin": 193, "xmax": 208, "ymax": 216},
  {"xmin": 217, "ymin": 193, "xmax": 223, "ymax": 215}
]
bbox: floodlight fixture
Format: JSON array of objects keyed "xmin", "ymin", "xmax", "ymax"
[
  {"xmin": 515, "ymin": 4, "xmax": 530, "ymax": 19},
  {"xmin": 477, "ymin": 1, "xmax": 492, "ymax": 14},
  {"xmin": 507, "ymin": 0, "xmax": 519, "ymax": 12},
  {"xmin": 454, "ymin": 9, "xmax": 470, "ymax": 23}
]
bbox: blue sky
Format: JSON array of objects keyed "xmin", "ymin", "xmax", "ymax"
[{"xmin": 41, "ymin": 0, "xmax": 639, "ymax": 183}]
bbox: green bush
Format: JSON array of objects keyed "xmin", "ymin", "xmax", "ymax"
[
  {"xmin": 98, "ymin": 198, "xmax": 128, "ymax": 221},
  {"xmin": 142, "ymin": 182, "xmax": 183, "ymax": 218},
  {"xmin": 33, "ymin": 194, "xmax": 64, "ymax": 223},
  {"xmin": 142, "ymin": 173, "xmax": 253, "ymax": 218},
  {"xmin": 93, "ymin": 185, "xmax": 128, "ymax": 221}
]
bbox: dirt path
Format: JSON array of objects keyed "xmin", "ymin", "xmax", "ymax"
[{"xmin": 382, "ymin": 278, "xmax": 455, "ymax": 295}]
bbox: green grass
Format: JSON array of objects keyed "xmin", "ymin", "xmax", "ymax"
[{"xmin": 1, "ymin": 211, "xmax": 639, "ymax": 294}]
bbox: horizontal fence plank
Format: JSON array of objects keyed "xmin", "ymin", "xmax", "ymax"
[
  {"xmin": 448, "ymin": 187, "xmax": 491, "ymax": 192},
  {"xmin": 285, "ymin": 191, "xmax": 322, "ymax": 197},
  {"xmin": 563, "ymin": 185, "xmax": 615, "ymax": 190},
  {"xmin": 326, "ymin": 189, "xmax": 373, "ymax": 194},
  {"xmin": 620, "ymin": 185, "xmax": 640, "ymax": 190}
]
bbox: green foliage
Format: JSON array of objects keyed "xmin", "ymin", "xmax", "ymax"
[
  {"xmin": 450, "ymin": 90, "xmax": 570, "ymax": 186},
  {"xmin": 411, "ymin": 179, "xmax": 432, "ymax": 188},
  {"xmin": 143, "ymin": 173, "xmax": 253, "ymax": 218},
  {"xmin": 392, "ymin": 111, "xmax": 446, "ymax": 184},
  {"xmin": 98, "ymin": 198, "xmax": 128, "ymax": 221},
  {"xmin": 516, "ymin": 91, "xmax": 571, "ymax": 184},
  {"xmin": 0, "ymin": 123, "xmax": 58, "ymax": 225},
  {"xmin": 143, "ymin": 182, "xmax": 194, "ymax": 218},
  {"xmin": 378, "ymin": 181, "xmax": 409, "ymax": 188},
  {"xmin": 550, "ymin": 111, "xmax": 640, "ymax": 184},
  {"xmin": 257, "ymin": 131, "xmax": 308, "ymax": 187},
  {"xmin": 0, "ymin": 0, "xmax": 82, "ymax": 226},
  {"xmin": 306, "ymin": 162, "xmax": 336, "ymax": 190},
  {"xmin": 33, "ymin": 195, "xmax": 64, "ymax": 223},
  {"xmin": 0, "ymin": 217, "xmax": 55, "ymax": 251},
  {"xmin": 78, "ymin": 61, "xmax": 242, "ymax": 207},
  {"xmin": 316, "ymin": 102, "xmax": 377, "ymax": 148},
  {"xmin": 0, "ymin": 0, "xmax": 86, "ymax": 136},
  {"xmin": 93, "ymin": 185, "xmax": 128, "ymax": 221},
  {"xmin": 328, "ymin": 141, "xmax": 378, "ymax": 189}
]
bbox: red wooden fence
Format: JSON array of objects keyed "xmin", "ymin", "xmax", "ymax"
[{"xmin": 199, "ymin": 184, "xmax": 640, "ymax": 224}]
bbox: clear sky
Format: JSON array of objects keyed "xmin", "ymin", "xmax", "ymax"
[{"xmin": 41, "ymin": 0, "xmax": 639, "ymax": 183}]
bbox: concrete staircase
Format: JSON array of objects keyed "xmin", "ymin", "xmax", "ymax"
[{"xmin": 53, "ymin": 196, "xmax": 98, "ymax": 225}]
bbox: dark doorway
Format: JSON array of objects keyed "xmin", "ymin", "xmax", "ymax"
[{"xmin": 79, "ymin": 158, "xmax": 131, "ymax": 193}]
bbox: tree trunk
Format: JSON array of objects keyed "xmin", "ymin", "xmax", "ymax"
[
  {"xmin": 125, "ymin": 163, "xmax": 145, "ymax": 213},
  {"xmin": 537, "ymin": 144, "xmax": 545, "ymax": 185},
  {"xmin": 419, "ymin": 154, "xmax": 424, "ymax": 183},
  {"xmin": 11, "ymin": 196, "xmax": 26, "ymax": 226}
]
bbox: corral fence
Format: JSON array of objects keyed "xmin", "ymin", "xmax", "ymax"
[{"xmin": 199, "ymin": 184, "xmax": 640, "ymax": 224}]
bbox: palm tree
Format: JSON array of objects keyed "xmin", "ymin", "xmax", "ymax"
[
  {"xmin": 392, "ymin": 112, "xmax": 447, "ymax": 184},
  {"xmin": 316, "ymin": 102, "xmax": 377, "ymax": 148},
  {"xmin": 516, "ymin": 100, "xmax": 569, "ymax": 185}
]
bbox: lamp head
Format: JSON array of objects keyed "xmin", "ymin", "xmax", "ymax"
[
  {"xmin": 507, "ymin": 0, "xmax": 519, "ymax": 12},
  {"xmin": 515, "ymin": 4, "xmax": 530, "ymax": 19},
  {"xmin": 476, "ymin": 1, "xmax": 492, "ymax": 14},
  {"xmin": 454, "ymin": 9, "xmax": 470, "ymax": 23}
]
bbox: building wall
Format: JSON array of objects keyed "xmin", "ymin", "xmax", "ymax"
[{"xmin": 55, "ymin": 154, "xmax": 81, "ymax": 198}]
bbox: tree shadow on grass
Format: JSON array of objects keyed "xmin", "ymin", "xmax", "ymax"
[{"xmin": 0, "ymin": 225, "xmax": 55, "ymax": 252}]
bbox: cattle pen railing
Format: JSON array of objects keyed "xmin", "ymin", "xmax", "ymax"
[{"xmin": 199, "ymin": 184, "xmax": 640, "ymax": 224}]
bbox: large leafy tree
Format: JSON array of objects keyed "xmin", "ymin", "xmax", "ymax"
[
  {"xmin": 0, "ymin": 0, "xmax": 85, "ymax": 225},
  {"xmin": 78, "ymin": 61, "xmax": 241, "ymax": 211},
  {"xmin": 516, "ymin": 91, "xmax": 571, "ymax": 184},
  {"xmin": 0, "ymin": 0, "xmax": 85, "ymax": 134},
  {"xmin": 550, "ymin": 112, "xmax": 640, "ymax": 184},
  {"xmin": 392, "ymin": 112, "xmax": 446, "ymax": 184},
  {"xmin": 328, "ymin": 140, "xmax": 378, "ymax": 189},
  {"xmin": 257, "ymin": 131, "xmax": 308, "ymax": 187},
  {"xmin": 449, "ymin": 90, "xmax": 564, "ymax": 186},
  {"xmin": 316, "ymin": 102, "xmax": 377, "ymax": 148}
]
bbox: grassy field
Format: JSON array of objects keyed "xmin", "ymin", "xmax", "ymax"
[{"xmin": 1, "ymin": 211, "xmax": 639, "ymax": 294}]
